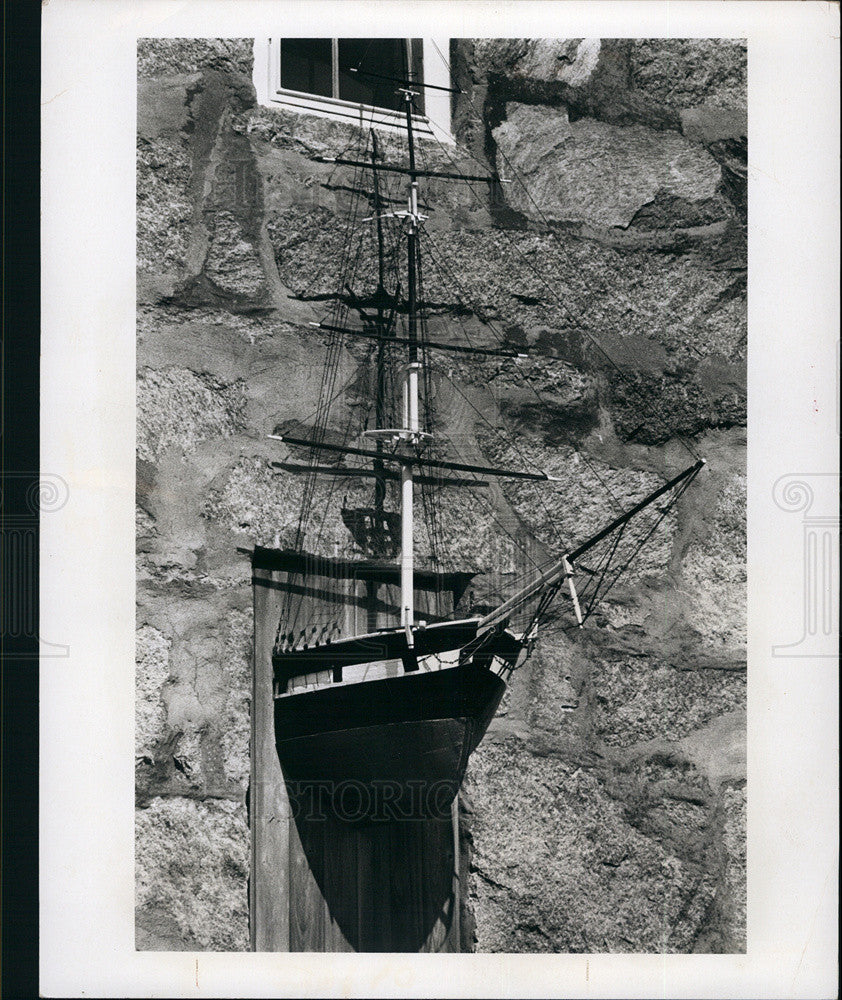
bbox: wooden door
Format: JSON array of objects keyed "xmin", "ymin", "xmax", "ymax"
[{"xmin": 251, "ymin": 549, "xmax": 462, "ymax": 952}]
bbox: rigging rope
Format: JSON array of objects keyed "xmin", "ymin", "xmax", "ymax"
[
  {"xmin": 414, "ymin": 56, "xmax": 703, "ymax": 464},
  {"xmin": 282, "ymin": 124, "xmax": 372, "ymax": 633},
  {"xmin": 276, "ymin": 63, "xmax": 707, "ymax": 644}
]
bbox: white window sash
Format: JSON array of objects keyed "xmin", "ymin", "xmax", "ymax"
[{"xmin": 255, "ymin": 38, "xmax": 454, "ymax": 144}]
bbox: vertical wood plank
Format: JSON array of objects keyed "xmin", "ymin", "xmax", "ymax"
[
  {"xmin": 321, "ymin": 817, "xmax": 357, "ymax": 951},
  {"xmin": 289, "ymin": 813, "xmax": 327, "ymax": 951},
  {"xmin": 399, "ymin": 820, "xmax": 427, "ymax": 950},
  {"xmin": 355, "ymin": 824, "xmax": 375, "ymax": 951},
  {"xmin": 366, "ymin": 823, "xmax": 394, "ymax": 951},
  {"xmin": 418, "ymin": 816, "xmax": 456, "ymax": 953},
  {"xmin": 449, "ymin": 796, "xmax": 461, "ymax": 952},
  {"xmin": 385, "ymin": 820, "xmax": 409, "ymax": 949},
  {"xmin": 251, "ymin": 569, "xmax": 290, "ymax": 951},
  {"xmin": 418, "ymin": 820, "xmax": 438, "ymax": 954},
  {"xmin": 431, "ymin": 799, "xmax": 461, "ymax": 953}
]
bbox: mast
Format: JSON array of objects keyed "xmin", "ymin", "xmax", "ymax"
[
  {"xmin": 366, "ymin": 132, "xmax": 389, "ymax": 629},
  {"xmin": 400, "ymin": 87, "xmax": 422, "ymax": 640},
  {"xmin": 370, "ymin": 132, "xmax": 388, "ymax": 551}
]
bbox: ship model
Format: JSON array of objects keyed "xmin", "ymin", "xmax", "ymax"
[{"xmin": 267, "ymin": 72, "xmax": 705, "ymax": 822}]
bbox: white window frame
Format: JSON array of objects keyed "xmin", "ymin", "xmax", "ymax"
[{"xmin": 253, "ymin": 37, "xmax": 455, "ymax": 144}]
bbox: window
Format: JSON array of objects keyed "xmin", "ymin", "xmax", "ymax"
[
  {"xmin": 254, "ymin": 37, "xmax": 454, "ymax": 142},
  {"xmin": 279, "ymin": 39, "xmax": 423, "ymax": 114}
]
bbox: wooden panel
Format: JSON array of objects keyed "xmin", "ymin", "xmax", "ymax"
[
  {"xmin": 289, "ymin": 810, "xmax": 327, "ymax": 951},
  {"xmin": 322, "ymin": 816, "xmax": 357, "ymax": 951},
  {"xmin": 419, "ymin": 819, "xmax": 446, "ymax": 953},
  {"xmin": 386, "ymin": 820, "xmax": 413, "ymax": 948},
  {"xmin": 447, "ymin": 797, "xmax": 461, "ymax": 952},
  {"xmin": 355, "ymin": 825, "xmax": 381, "ymax": 951},
  {"xmin": 251, "ymin": 569, "xmax": 291, "ymax": 951},
  {"xmin": 251, "ymin": 552, "xmax": 464, "ymax": 952}
]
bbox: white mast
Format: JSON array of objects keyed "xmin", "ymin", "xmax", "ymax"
[{"xmin": 400, "ymin": 88, "xmax": 422, "ymax": 643}]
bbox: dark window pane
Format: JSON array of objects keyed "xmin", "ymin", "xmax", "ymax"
[
  {"xmin": 337, "ymin": 39, "xmax": 408, "ymax": 112},
  {"xmin": 280, "ymin": 38, "xmax": 332, "ymax": 97},
  {"xmin": 409, "ymin": 38, "xmax": 425, "ymax": 115}
]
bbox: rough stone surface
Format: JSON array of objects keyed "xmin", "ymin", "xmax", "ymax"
[
  {"xmin": 719, "ymin": 784, "xmax": 747, "ymax": 951},
  {"xmin": 135, "ymin": 797, "xmax": 249, "ymax": 951},
  {"xmin": 629, "ymin": 39, "xmax": 747, "ymax": 111},
  {"xmin": 137, "ymin": 367, "xmax": 246, "ymax": 462},
  {"xmin": 463, "ymin": 741, "xmax": 720, "ymax": 953},
  {"xmin": 682, "ymin": 472, "xmax": 747, "ymax": 648},
  {"xmin": 204, "ymin": 210, "xmax": 268, "ymax": 299},
  {"xmin": 136, "ymin": 626, "xmax": 171, "ymax": 761},
  {"xmin": 591, "ymin": 658, "xmax": 746, "ymax": 747},
  {"xmin": 470, "ymin": 38, "xmax": 602, "ymax": 86},
  {"xmin": 138, "ymin": 38, "xmax": 254, "ymax": 79},
  {"xmin": 494, "ymin": 103, "xmax": 726, "ymax": 229},
  {"xmin": 137, "ymin": 135, "xmax": 194, "ymax": 277},
  {"xmin": 137, "ymin": 37, "xmax": 746, "ymax": 953}
]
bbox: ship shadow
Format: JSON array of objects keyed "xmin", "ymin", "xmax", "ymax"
[{"xmin": 286, "ymin": 783, "xmax": 459, "ymax": 952}]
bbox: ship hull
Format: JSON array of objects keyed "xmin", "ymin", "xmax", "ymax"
[{"xmin": 274, "ymin": 653, "xmax": 507, "ymax": 822}]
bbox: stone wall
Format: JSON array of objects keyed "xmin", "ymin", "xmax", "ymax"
[{"xmin": 136, "ymin": 37, "xmax": 746, "ymax": 952}]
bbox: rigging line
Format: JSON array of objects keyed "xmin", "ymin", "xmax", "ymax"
[
  {"xmin": 312, "ymin": 348, "xmax": 379, "ymax": 545},
  {"xmin": 320, "ymin": 131, "xmax": 371, "ymax": 385},
  {"xmin": 415, "ymin": 353, "xmax": 445, "ymax": 567},
  {"xmin": 427, "ymin": 360, "xmax": 572, "ymax": 555},
  {"xmin": 540, "ymin": 524, "xmax": 667, "ymax": 635},
  {"xmin": 288, "ymin": 129, "xmax": 394, "ymax": 632},
  {"xmin": 422, "ymin": 377, "xmax": 449, "ymax": 573},
  {"xmin": 578, "ymin": 471, "xmax": 698, "ymax": 624},
  {"xmin": 415, "ymin": 228, "xmax": 571, "ymax": 506},
  {"xmin": 351, "ymin": 38, "xmax": 376, "ymax": 74},
  {"xmin": 411, "ymin": 286, "xmax": 624, "ymax": 545},
  {"xmin": 415, "ymin": 103, "xmax": 702, "ymax": 462},
  {"xmin": 294, "ymin": 131, "xmax": 370, "ymax": 551},
  {"xmin": 416, "ymin": 229, "xmax": 588, "ymax": 547},
  {"xmin": 565, "ymin": 528, "xmax": 624, "ymax": 609},
  {"xmin": 419, "ymin": 475, "xmax": 442, "ymax": 571},
  {"xmin": 412, "ymin": 212, "xmax": 437, "ymax": 438},
  {"xmin": 428, "ymin": 38, "xmax": 452, "ymax": 81},
  {"xmin": 401, "ymin": 142, "xmax": 449, "ymax": 575},
  {"xmin": 546, "ymin": 518, "xmax": 620, "ymax": 614},
  {"xmin": 515, "ymin": 465, "xmax": 700, "ymax": 636},
  {"xmin": 417, "ymin": 218, "xmax": 527, "ymax": 351},
  {"xmin": 404, "ymin": 293, "xmax": 571, "ymax": 555},
  {"xmin": 428, "ymin": 235, "xmax": 626, "ymax": 522},
  {"xmin": 327, "ymin": 124, "xmax": 372, "ymax": 309},
  {"xmin": 416, "ymin": 125, "xmax": 587, "ymax": 337},
  {"xmin": 412, "ymin": 225, "xmax": 444, "ymax": 570},
  {"xmin": 285, "ymin": 405, "xmax": 363, "ymax": 642},
  {"xmin": 576, "ymin": 521, "xmax": 628, "ymax": 614},
  {"xmin": 426, "ymin": 43, "xmax": 618, "ymax": 325},
  {"xmin": 432, "ymin": 452, "xmax": 547, "ymax": 583},
  {"xmin": 522, "ymin": 579, "xmax": 563, "ymax": 645},
  {"xmin": 276, "ymin": 364, "xmax": 367, "ymax": 441},
  {"xmin": 436, "ymin": 428, "xmax": 553, "ymax": 579},
  {"xmin": 412, "ymin": 150, "xmax": 478, "ymax": 354},
  {"xmin": 423, "ymin": 361, "xmax": 571, "ymax": 555},
  {"xmin": 420, "ymin": 114, "xmax": 699, "ymax": 459},
  {"xmin": 312, "ymin": 146, "xmax": 365, "ymax": 382},
  {"xmin": 412, "ymin": 178, "xmax": 651, "ymax": 516},
  {"xmin": 287, "ymin": 121, "xmax": 381, "ymax": 302},
  {"xmin": 412, "ymin": 155, "xmax": 618, "ymax": 564}
]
